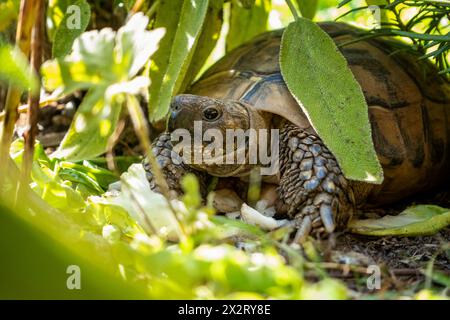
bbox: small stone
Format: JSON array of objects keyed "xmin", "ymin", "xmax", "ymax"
[
  {"xmin": 304, "ymin": 177, "xmax": 320, "ymax": 191},
  {"xmin": 300, "ymin": 158, "xmax": 313, "ymax": 171},
  {"xmin": 300, "ymin": 170, "xmax": 312, "ymax": 180},
  {"xmin": 314, "ymin": 165, "xmax": 327, "ymax": 179},
  {"xmin": 288, "ymin": 137, "xmax": 299, "ymax": 151},
  {"xmin": 52, "ymin": 115, "xmax": 72, "ymax": 127},
  {"xmin": 293, "ymin": 149, "xmax": 304, "ymax": 162},
  {"xmin": 309, "ymin": 144, "xmax": 322, "ymax": 157}
]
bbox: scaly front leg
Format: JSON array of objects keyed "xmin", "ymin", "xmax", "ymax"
[
  {"xmin": 143, "ymin": 133, "xmax": 209, "ymax": 198},
  {"xmin": 278, "ymin": 122, "xmax": 355, "ymax": 243}
]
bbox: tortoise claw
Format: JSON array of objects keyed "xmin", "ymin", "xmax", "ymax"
[
  {"xmin": 293, "ymin": 216, "xmax": 312, "ymax": 243},
  {"xmin": 319, "ymin": 203, "xmax": 336, "ymax": 233}
]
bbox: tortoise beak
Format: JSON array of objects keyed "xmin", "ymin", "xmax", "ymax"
[
  {"xmin": 168, "ymin": 94, "xmax": 205, "ymax": 131},
  {"xmin": 168, "ymin": 95, "xmax": 185, "ymax": 131}
]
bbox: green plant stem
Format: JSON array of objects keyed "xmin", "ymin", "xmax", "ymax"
[
  {"xmin": 146, "ymin": 0, "xmax": 160, "ymax": 19},
  {"xmin": 285, "ymin": 0, "xmax": 299, "ymax": 20},
  {"xmin": 125, "ymin": 94, "xmax": 187, "ymax": 241}
]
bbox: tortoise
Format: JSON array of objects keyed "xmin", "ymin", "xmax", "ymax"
[{"xmin": 145, "ymin": 22, "xmax": 450, "ymax": 242}]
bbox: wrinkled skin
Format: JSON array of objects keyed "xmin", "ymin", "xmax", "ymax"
[{"xmin": 144, "ymin": 94, "xmax": 355, "ymax": 242}]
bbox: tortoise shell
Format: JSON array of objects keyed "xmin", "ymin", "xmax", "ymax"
[{"xmin": 188, "ymin": 22, "xmax": 450, "ymax": 207}]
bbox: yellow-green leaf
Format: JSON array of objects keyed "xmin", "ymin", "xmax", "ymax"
[
  {"xmin": 0, "ymin": 0, "xmax": 19, "ymax": 32},
  {"xmin": 226, "ymin": 0, "xmax": 270, "ymax": 52},
  {"xmin": 51, "ymin": 87, "xmax": 121, "ymax": 161},
  {"xmin": 52, "ymin": 0, "xmax": 91, "ymax": 58},
  {"xmin": 349, "ymin": 205, "xmax": 450, "ymax": 236},
  {"xmin": 280, "ymin": 18, "xmax": 383, "ymax": 183},
  {"xmin": 148, "ymin": 0, "xmax": 210, "ymax": 122},
  {"xmin": 0, "ymin": 45, "xmax": 38, "ymax": 93},
  {"xmin": 181, "ymin": 0, "xmax": 224, "ymax": 89}
]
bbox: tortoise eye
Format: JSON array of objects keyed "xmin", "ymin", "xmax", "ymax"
[{"xmin": 203, "ymin": 107, "xmax": 221, "ymax": 121}]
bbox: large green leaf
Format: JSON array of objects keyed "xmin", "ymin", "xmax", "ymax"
[
  {"xmin": 148, "ymin": 0, "xmax": 210, "ymax": 122},
  {"xmin": 349, "ymin": 205, "xmax": 450, "ymax": 236},
  {"xmin": 296, "ymin": 0, "xmax": 318, "ymax": 20},
  {"xmin": 0, "ymin": 45, "xmax": 38, "ymax": 93},
  {"xmin": 280, "ymin": 18, "xmax": 383, "ymax": 183},
  {"xmin": 52, "ymin": 0, "xmax": 91, "ymax": 58},
  {"xmin": 226, "ymin": 0, "xmax": 270, "ymax": 52}
]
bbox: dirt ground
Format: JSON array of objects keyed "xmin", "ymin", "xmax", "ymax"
[{"xmin": 314, "ymin": 196, "xmax": 450, "ymax": 296}]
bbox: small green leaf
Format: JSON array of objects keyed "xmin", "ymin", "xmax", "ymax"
[
  {"xmin": 296, "ymin": 0, "xmax": 318, "ymax": 20},
  {"xmin": 226, "ymin": 0, "xmax": 270, "ymax": 52},
  {"xmin": 148, "ymin": 0, "xmax": 210, "ymax": 121},
  {"xmin": 0, "ymin": 45, "xmax": 38, "ymax": 93},
  {"xmin": 349, "ymin": 205, "xmax": 450, "ymax": 236},
  {"xmin": 59, "ymin": 160, "xmax": 119, "ymax": 189},
  {"xmin": 280, "ymin": 18, "xmax": 383, "ymax": 183},
  {"xmin": 52, "ymin": 0, "xmax": 91, "ymax": 58}
]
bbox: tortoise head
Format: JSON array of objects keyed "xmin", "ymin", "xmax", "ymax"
[{"xmin": 168, "ymin": 94, "xmax": 270, "ymax": 176}]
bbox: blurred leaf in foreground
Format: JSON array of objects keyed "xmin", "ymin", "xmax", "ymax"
[
  {"xmin": 349, "ymin": 205, "xmax": 450, "ymax": 236},
  {"xmin": 0, "ymin": 44, "xmax": 38, "ymax": 93},
  {"xmin": 0, "ymin": 0, "xmax": 19, "ymax": 33},
  {"xmin": 41, "ymin": 13, "xmax": 164, "ymax": 161}
]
